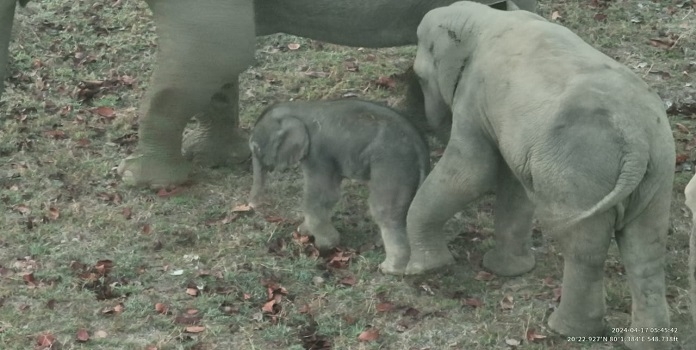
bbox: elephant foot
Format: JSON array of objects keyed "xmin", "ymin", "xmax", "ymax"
[
  {"xmin": 299, "ymin": 221, "xmax": 340, "ymax": 251},
  {"xmin": 548, "ymin": 309, "xmax": 606, "ymax": 337},
  {"xmin": 182, "ymin": 125, "xmax": 251, "ymax": 167},
  {"xmin": 482, "ymin": 249, "xmax": 535, "ymax": 277},
  {"xmin": 623, "ymin": 333, "xmax": 665, "ymax": 350},
  {"xmin": 379, "ymin": 251, "xmax": 410, "ymax": 275},
  {"xmin": 404, "ymin": 246, "xmax": 455, "ymax": 275},
  {"xmin": 117, "ymin": 153, "xmax": 192, "ymax": 188}
]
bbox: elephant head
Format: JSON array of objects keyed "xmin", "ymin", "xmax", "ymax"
[
  {"xmin": 248, "ymin": 107, "xmax": 309, "ymax": 207},
  {"xmin": 413, "ymin": 10, "xmax": 483, "ymax": 140}
]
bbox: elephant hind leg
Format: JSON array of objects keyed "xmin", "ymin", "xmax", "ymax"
[
  {"xmin": 404, "ymin": 136, "xmax": 499, "ymax": 275},
  {"xmin": 548, "ymin": 213, "xmax": 614, "ymax": 337},
  {"xmin": 368, "ymin": 164, "xmax": 420, "ymax": 275},
  {"xmin": 483, "ymin": 166, "xmax": 536, "ymax": 277},
  {"xmin": 615, "ymin": 190, "xmax": 670, "ymax": 350}
]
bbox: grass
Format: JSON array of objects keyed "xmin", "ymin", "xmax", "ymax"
[{"xmin": 1, "ymin": 0, "xmax": 695, "ymax": 349}]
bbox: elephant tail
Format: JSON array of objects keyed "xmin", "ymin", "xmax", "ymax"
[{"xmin": 561, "ymin": 142, "xmax": 649, "ymax": 231}]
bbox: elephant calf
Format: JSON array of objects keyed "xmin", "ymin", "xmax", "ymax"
[
  {"xmin": 249, "ymin": 99, "xmax": 430, "ymax": 272},
  {"xmin": 404, "ymin": 2, "xmax": 676, "ymax": 349}
]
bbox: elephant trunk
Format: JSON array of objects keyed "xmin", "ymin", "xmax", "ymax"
[
  {"xmin": 249, "ymin": 153, "xmax": 268, "ymax": 207},
  {"xmin": 0, "ymin": 0, "xmax": 18, "ymax": 100}
]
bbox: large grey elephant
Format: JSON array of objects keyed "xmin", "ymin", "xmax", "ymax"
[
  {"xmin": 0, "ymin": 0, "xmax": 536, "ymax": 188},
  {"xmin": 399, "ymin": 2, "xmax": 676, "ymax": 349},
  {"xmin": 683, "ymin": 176, "xmax": 696, "ymax": 328}
]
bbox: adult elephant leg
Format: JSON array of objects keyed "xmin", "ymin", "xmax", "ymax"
[
  {"xmin": 482, "ymin": 166, "xmax": 535, "ymax": 276},
  {"xmin": 615, "ymin": 187, "xmax": 670, "ymax": 350},
  {"xmin": 0, "ymin": 0, "xmax": 17, "ymax": 100},
  {"xmin": 182, "ymin": 79, "xmax": 250, "ymax": 166},
  {"xmin": 117, "ymin": 0, "xmax": 255, "ymax": 187},
  {"xmin": 548, "ymin": 214, "xmax": 613, "ymax": 336},
  {"xmin": 686, "ymin": 175, "xmax": 696, "ymax": 328},
  {"xmin": 404, "ymin": 134, "xmax": 499, "ymax": 275}
]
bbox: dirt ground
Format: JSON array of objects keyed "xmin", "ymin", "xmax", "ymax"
[{"xmin": 1, "ymin": 0, "xmax": 694, "ymax": 349}]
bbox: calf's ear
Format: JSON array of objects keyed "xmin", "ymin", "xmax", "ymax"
[{"xmin": 273, "ymin": 116, "xmax": 309, "ymax": 168}]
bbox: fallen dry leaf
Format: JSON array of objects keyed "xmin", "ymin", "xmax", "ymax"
[
  {"xmin": 23, "ymin": 273, "xmax": 36, "ymax": 286},
  {"xmin": 47, "ymin": 207, "xmax": 59, "ymax": 220},
  {"xmin": 376, "ymin": 302, "xmax": 395, "ymax": 312},
  {"xmin": 142, "ymin": 224, "xmax": 152, "ymax": 235},
  {"xmin": 327, "ymin": 249, "xmax": 355, "ymax": 269},
  {"xmin": 463, "ymin": 297, "xmax": 484, "ymax": 308},
  {"xmin": 474, "ymin": 271, "xmax": 494, "ymax": 281},
  {"xmin": 93, "ymin": 106, "xmax": 116, "ymax": 118},
  {"xmin": 101, "ymin": 303, "xmax": 124, "ymax": 314},
  {"xmin": 265, "ymin": 215, "xmax": 286, "ymax": 223},
  {"xmin": 232, "ymin": 203, "xmax": 253, "ymax": 212},
  {"xmin": 292, "ymin": 231, "xmax": 313, "ymax": 244},
  {"xmin": 184, "ymin": 325, "xmax": 205, "ymax": 333},
  {"xmin": 36, "ymin": 333, "xmax": 56, "ymax": 347},
  {"xmin": 505, "ymin": 338, "xmax": 521, "ymax": 346},
  {"xmin": 649, "ymin": 38, "xmax": 676, "ymax": 50},
  {"xmin": 676, "ymin": 153, "xmax": 689, "ymax": 165},
  {"xmin": 94, "ymin": 330, "xmax": 108, "ymax": 339},
  {"xmin": 676, "ymin": 123, "xmax": 690, "ymax": 133},
  {"xmin": 122, "ymin": 207, "xmax": 133, "ymax": 220},
  {"xmin": 526, "ymin": 328, "xmax": 548, "ymax": 342},
  {"xmin": 500, "ymin": 295, "xmax": 514, "ymax": 310},
  {"xmin": 375, "ymin": 76, "xmax": 396, "ymax": 89},
  {"xmin": 186, "ymin": 287, "xmax": 199, "ymax": 297},
  {"xmin": 262, "ymin": 299, "xmax": 278, "ymax": 314},
  {"xmin": 551, "ymin": 11, "xmax": 562, "ymax": 21},
  {"xmin": 14, "ymin": 204, "xmax": 31, "ymax": 215},
  {"xmin": 357, "ymin": 328, "xmax": 380, "ymax": 342},
  {"xmin": 154, "ymin": 303, "xmax": 169, "ymax": 315},
  {"xmin": 76, "ymin": 328, "xmax": 90, "ymax": 342},
  {"xmin": 593, "ymin": 13, "xmax": 607, "ymax": 21},
  {"xmin": 156, "ymin": 186, "xmax": 183, "ymax": 198},
  {"xmin": 339, "ymin": 275, "xmax": 357, "ymax": 286},
  {"xmin": 541, "ymin": 276, "xmax": 555, "ymax": 287},
  {"xmin": 44, "ymin": 129, "xmax": 67, "ymax": 139},
  {"xmin": 75, "ymin": 138, "xmax": 91, "ymax": 148},
  {"xmin": 95, "ymin": 260, "xmax": 113, "ymax": 275}
]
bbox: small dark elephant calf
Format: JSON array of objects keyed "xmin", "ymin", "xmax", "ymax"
[{"xmin": 249, "ymin": 99, "xmax": 430, "ymax": 272}]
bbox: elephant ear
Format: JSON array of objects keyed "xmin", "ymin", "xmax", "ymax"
[{"xmin": 272, "ymin": 116, "xmax": 309, "ymax": 169}]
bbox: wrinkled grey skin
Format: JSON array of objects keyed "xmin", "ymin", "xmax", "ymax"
[
  {"xmin": 405, "ymin": 3, "xmax": 675, "ymax": 349},
  {"xmin": 249, "ymin": 99, "xmax": 429, "ymax": 273},
  {"xmin": 0, "ymin": 0, "xmax": 536, "ymax": 188},
  {"xmin": 683, "ymin": 176, "xmax": 696, "ymax": 329}
]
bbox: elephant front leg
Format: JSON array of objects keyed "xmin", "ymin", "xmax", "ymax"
[
  {"xmin": 117, "ymin": 0, "xmax": 255, "ymax": 187},
  {"xmin": 182, "ymin": 81, "xmax": 251, "ymax": 167},
  {"xmin": 483, "ymin": 169, "xmax": 536, "ymax": 276},
  {"xmin": 548, "ymin": 215, "xmax": 613, "ymax": 337},
  {"xmin": 117, "ymin": 88, "xmax": 193, "ymax": 187},
  {"xmin": 404, "ymin": 139, "xmax": 498, "ymax": 275},
  {"xmin": 298, "ymin": 167, "xmax": 342, "ymax": 251}
]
